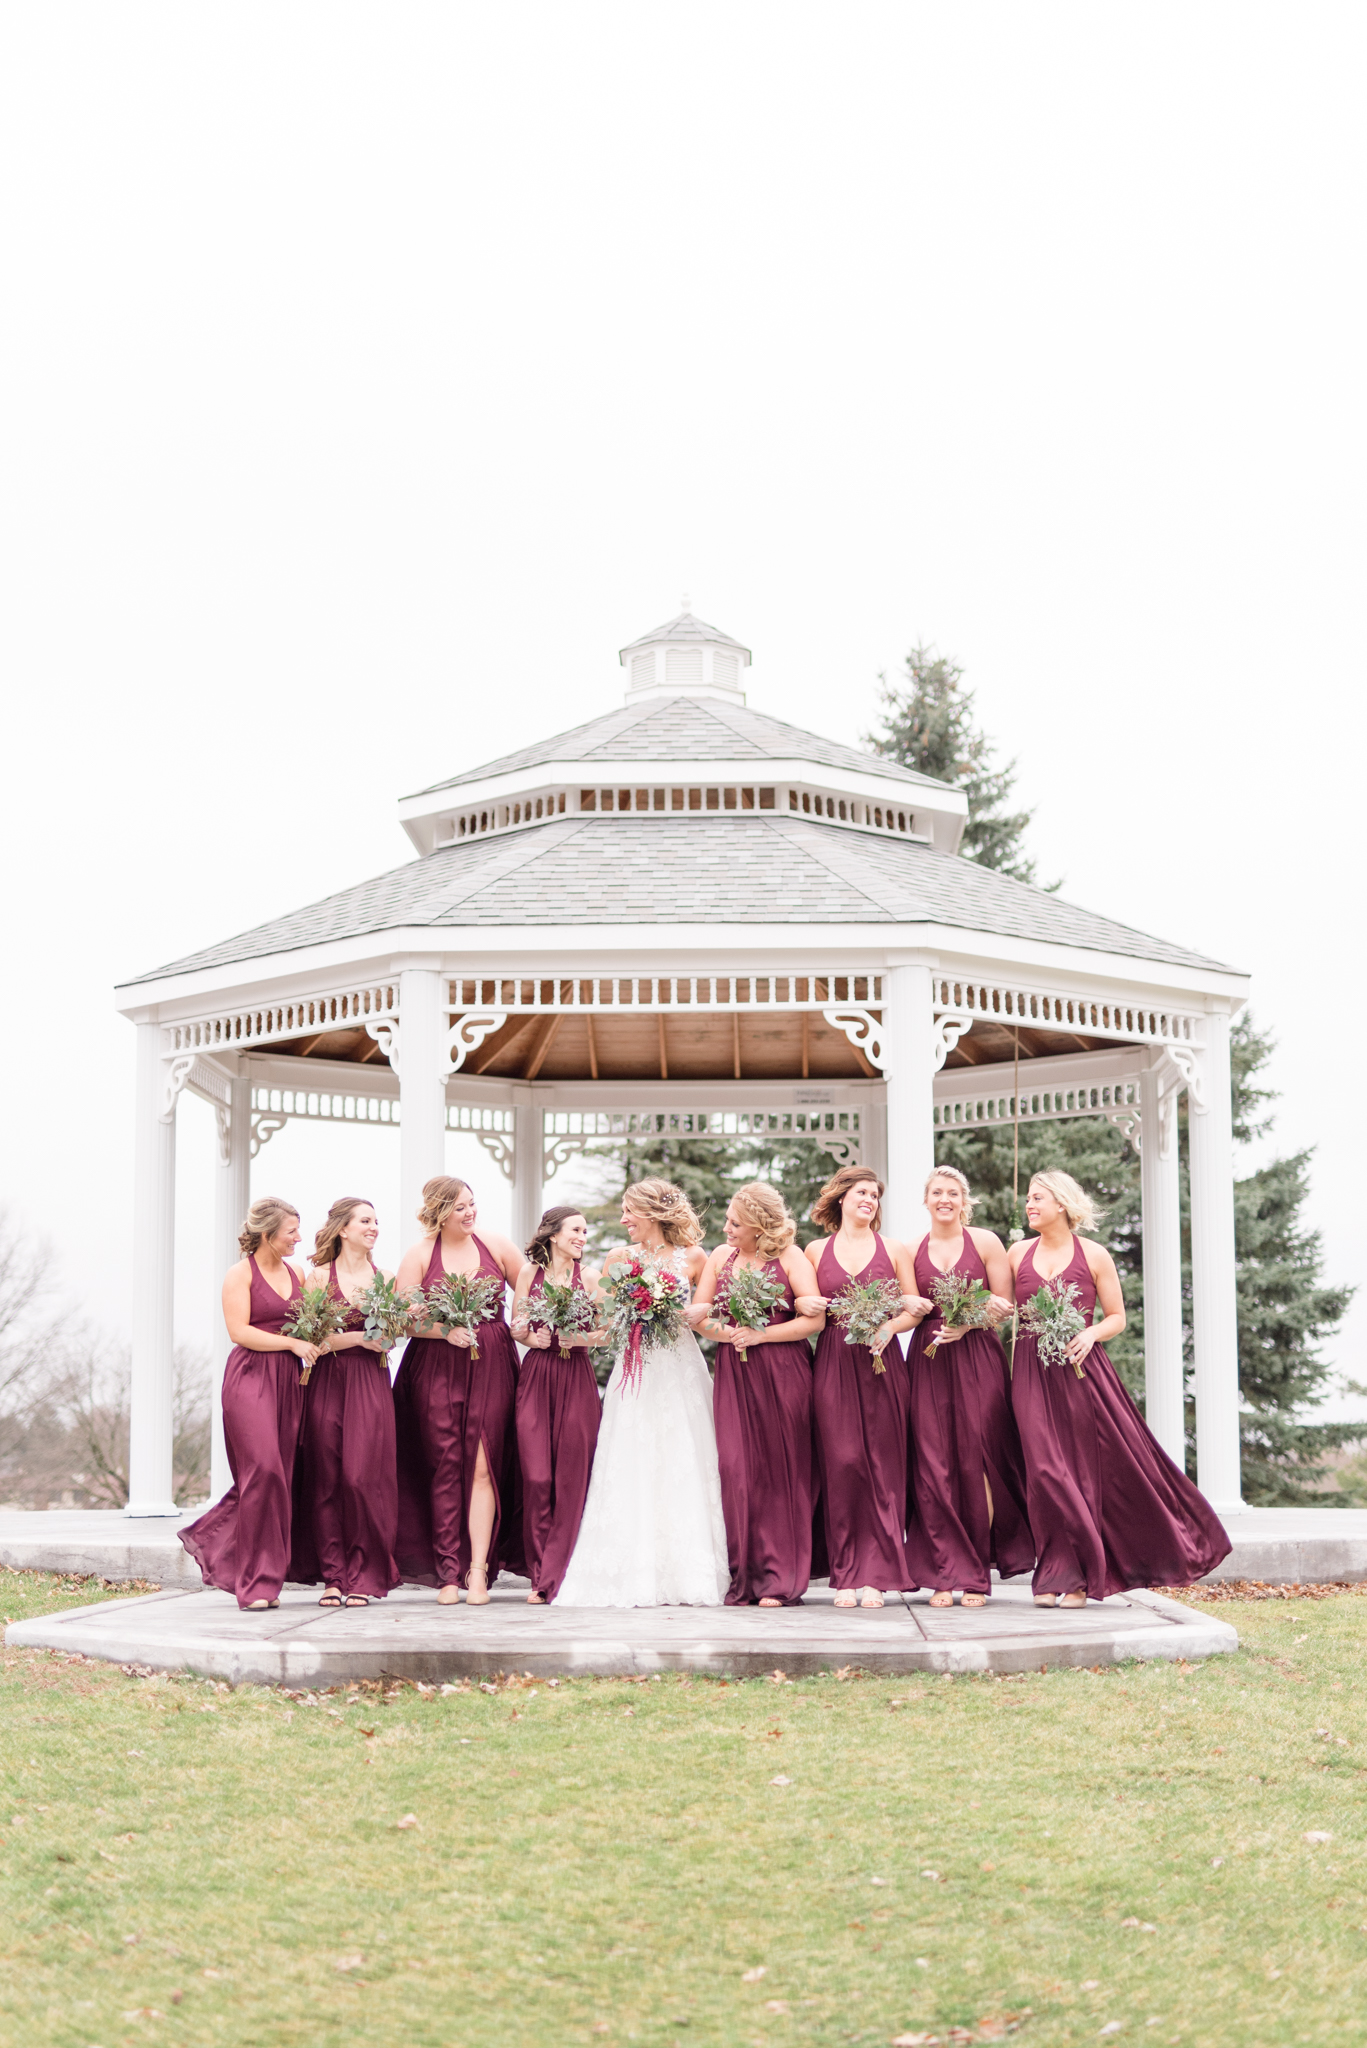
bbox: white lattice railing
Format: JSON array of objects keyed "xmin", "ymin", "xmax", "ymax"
[
  {"xmin": 448, "ymin": 974, "xmax": 883, "ymax": 1012},
  {"xmin": 250, "ymin": 1085, "xmax": 400, "ymax": 1127},
  {"xmin": 169, "ymin": 983, "xmax": 399, "ymax": 1055},
  {"xmin": 542, "ymin": 1104, "xmax": 863, "ymax": 1176},
  {"xmin": 934, "ymin": 1077, "xmax": 1143, "ymax": 1130},
  {"xmin": 933, "ymin": 977, "xmax": 1201, "ymax": 1047}
]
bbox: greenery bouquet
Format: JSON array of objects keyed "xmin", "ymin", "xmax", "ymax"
[
  {"xmin": 281, "ymin": 1282, "xmax": 352, "ymax": 1385},
  {"xmin": 599, "ymin": 1254, "xmax": 689, "ymax": 1391},
  {"xmin": 357, "ymin": 1272, "xmax": 422, "ymax": 1356},
  {"xmin": 717, "ymin": 1264, "xmax": 788, "ymax": 1360},
  {"xmin": 419, "ymin": 1271, "xmax": 504, "ymax": 1362},
  {"xmin": 924, "ymin": 1273, "xmax": 997, "ymax": 1359},
  {"xmin": 828, "ymin": 1276, "xmax": 905, "ymax": 1373},
  {"xmin": 532, "ymin": 1279, "xmax": 599, "ymax": 1358},
  {"xmin": 1018, "ymin": 1278, "xmax": 1088, "ymax": 1378}
]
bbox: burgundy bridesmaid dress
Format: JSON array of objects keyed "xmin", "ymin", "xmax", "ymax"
[
  {"xmin": 289, "ymin": 1260, "xmax": 400, "ymax": 1601},
  {"xmin": 811, "ymin": 1234, "xmax": 912, "ymax": 1594},
  {"xmin": 712, "ymin": 1253, "xmax": 816, "ymax": 1606},
  {"xmin": 394, "ymin": 1235, "xmax": 524, "ymax": 1588},
  {"xmin": 179, "ymin": 1255, "xmax": 306, "ymax": 1609},
  {"xmin": 1011, "ymin": 1235, "xmax": 1231, "ymax": 1598},
  {"xmin": 904, "ymin": 1234, "xmax": 1033, "ymax": 1596},
  {"xmin": 515, "ymin": 1261, "xmax": 601, "ymax": 1602}
]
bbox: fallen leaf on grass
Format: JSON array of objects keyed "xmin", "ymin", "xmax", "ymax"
[
  {"xmin": 741, "ymin": 1966, "xmax": 767, "ymax": 1982},
  {"xmin": 765, "ymin": 2001, "xmax": 790, "ymax": 2014},
  {"xmin": 871, "ymin": 1876, "xmax": 888, "ymax": 1885},
  {"xmin": 201, "ymin": 1969, "xmax": 222, "ymax": 1979},
  {"xmin": 1304, "ymin": 1831, "xmax": 1332, "ymax": 1843},
  {"xmin": 769, "ymin": 1775, "xmax": 792, "ymax": 1787},
  {"xmin": 122, "ymin": 2011, "xmax": 164, "ymax": 2022},
  {"xmin": 395, "ymin": 1814, "xmax": 419, "ymax": 1830},
  {"xmin": 1099, "ymin": 2027, "xmax": 1123, "ymax": 2037},
  {"xmin": 1080, "ymin": 1981, "xmax": 1099, "ymax": 1991},
  {"xmin": 980, "ymin": 1862, "xmax": 996, "ymax": 1872},
  {"xmin": 892, "ymin": 2034, "xmax": 937, "ymax": 2045},
  {"xmin": 334, "ymin": 1954, "xmax": 364, "ymax": 1972},
  {"xmin": 920, "ymin": 1869, "xmax": 940, "ymax": 1881}
]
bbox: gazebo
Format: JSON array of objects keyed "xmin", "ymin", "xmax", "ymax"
[{"xmin": 116, "ymin": 605, "xmax": 1249, "ymax": 1519}]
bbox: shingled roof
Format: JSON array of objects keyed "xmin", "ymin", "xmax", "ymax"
[
  {"xmin": 405, "ymin": 694, "xmax": 948, "ymax": 797},
  {"xmin": 124, "ymin": 813, "xmax": 1231, "ymax": 985}
]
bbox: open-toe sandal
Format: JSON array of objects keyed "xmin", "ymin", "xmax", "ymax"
[
  {"xmin": 345, "ymin": 1595, "xmax": 370, "ymax": 1608},
  {"xmin": 318, "ymin": 1592, "xmax": 344, "ymax": 1608},
  {"xmin": 858, "ymin": 1588, "xmax": 885, "ymax": 1609},
  {"xmin": 928, "ymin": 1591, "xmax": 954, "ymax": 1608}
]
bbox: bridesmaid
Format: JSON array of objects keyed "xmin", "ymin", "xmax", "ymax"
[
  {"xmin": 510, "ymin": 1205, "xmax": 603, "ymax": 1606},
  {"xmin": 1009, "ymin": 1170, "xmax": 1231, "ymax": 1604},
  {"xmin": 393, "ymin": 1176, "xmax": 524, "ymax": 1606},
  {"xmin": 179, "ymin": 1198, "xmax": 318, "ymax": 1610},
  {"xmin": 292, "ymin": 1197, "xmax": 400, "ymax": 1609},
  {"xmin": 904, "ymin": 1167, "xmax": 1033, "ymax": 1607},
  {"xmin": 692, "ymin": 1183, "xmax": 824, "ymax": 1606},
  {"xmin": 807, "ymin": 1165, "xmax": 921, "ymax": 1609}
]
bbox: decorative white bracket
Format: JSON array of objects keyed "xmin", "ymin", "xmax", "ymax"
[
  {"xmin": 446, "ymin": 1012, "xmax": 508, "ymax": 1077},
  {"xmin": 1162, "ymin": 1044, "xmax": 1206, "ymax": 1116},
  {"xmin": 365, "ymin": 1018, "xmax": 400, "ymax": 1070},
  {"xmin": 932, "ymin": 1010, "xmax": 975, "ymax": 1072},
  {"xmin": 545, "ymin": 1131, "xmax": 592, "ymax": 1181},
  {"xmin": 214, "ymin": 1103, "xmax": 232, "ymax": 1166},
  {"xmin": 1146, "ymin": 1046, "xmax": 1204, "ymax": 1157},
  {"xmin": 1104, "ymin": 1108, "xmax": 1143, "ymax": 1153},
  {"xmin": 818, "ymin": 1131, "xmax": 864, "ymax": 1168},
  {"xmin": 823, "ymin": 1008, "xmax": 885, "ymax": 1072},
  {"xmin": 159, "ymin": 1054, "xmax": 197, "ymax": 1123},
  {"xmin": 476, "ymin": 1128, "xmax": 516, "ymax": 1182},
  {"xmin": 250, "ymin": 1111, "xmax": 289, "ymax": 1157}
]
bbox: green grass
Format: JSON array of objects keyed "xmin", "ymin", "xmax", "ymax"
[{"xmin": 1, "ymin": 1571, "xmax": 1365, "ymax": 2047}]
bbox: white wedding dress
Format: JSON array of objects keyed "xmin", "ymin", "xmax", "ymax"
[{"xmin": 555, "ymin": 1248, "xmax": 730, "ymax": 1608}]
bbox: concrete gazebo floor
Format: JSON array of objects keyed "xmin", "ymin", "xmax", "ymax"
[{"xmin": 7, "ymin": 1578, "xmax": 1236, "ymax": 1687}]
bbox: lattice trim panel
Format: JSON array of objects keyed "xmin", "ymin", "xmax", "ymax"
[
  {"xmin": 449, "ymin": 974, "xmax": 883, "ymax": 1013},
  {"xmin": 543, "ymin": 1105, "xmax": 863, "ymax": 1176},
  {"xmin": 169, "ymin": 984, "xmax": 399, "ymax": 1056},
  {"xmin": 933, "ymin": 977, "xmax": 1201, "ymax": 1047},
  {"xmin": 934, "ymin": 1078, "xmax": 1143, "ymax": 1130}
]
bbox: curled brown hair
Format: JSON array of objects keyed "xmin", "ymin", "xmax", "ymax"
[
  {"xmin": 730, "ymin": 1182, "xmax": 796, "ymax": 1259},
  {"xmin": 238, "ymin": 1197, "xmax": 299, "ymax": 1257},
  {"xmin": 417, "ymin": 1176, "xmax": 473, "ymax": 1233},
  {"xmin": 624, "ymin": 1178, "xmax": 704, "ymax": 1247},
  {"xmin": 810, "ymin": 1164, "xmax": 884, "ymax": 1235},
  {"xmin": 526, "ymin": 1205, "xmax": 587, "ymax": 1269},
  {"xmin": 310, "ymin": 1196, "xmax": 374, "ymax": 1268}
]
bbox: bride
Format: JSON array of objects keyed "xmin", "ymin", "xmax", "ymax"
[{"xmin": 554, "ymin": 1178, "xmax": 730, "ymax": 1608}]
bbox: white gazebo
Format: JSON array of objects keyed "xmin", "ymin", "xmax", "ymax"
[{"xmin": 116, "ymin": 605, "xmax": 1249, "ymax": 1518}]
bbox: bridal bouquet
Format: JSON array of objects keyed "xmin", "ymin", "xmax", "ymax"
[
  {"xmin": 418, "ymin": 1271, "xmax": 503, "ymax": 1362},
  {"xmin": 828, "ymin": 1276, "xmax": 905, "ymax": 1373},
  {"xmin": 924, "ymin": 1273, "xmax": 997, "ymax": 1359},
  {"xmin": 357, "ymin": 1271, "xmax": 423, "ymax": 1355},
  {"xmin": 532, "ymin": 1278, "xmax": 599, "ymax": 1358},
  {"xmin": 718, "ymin": 1264, "xmax": 788, "ymax": 1361},
  {"xmin": 600, "ymin": 1254, "xmax": 689, "ymax": 1392},
  {"xmin": 281, "ymin": 1282, "xmax": 352, "ymax": 1385},
  {"xmin": 1018, "ymin": 1278, "xmax": 1088, "ymax": 1377}
]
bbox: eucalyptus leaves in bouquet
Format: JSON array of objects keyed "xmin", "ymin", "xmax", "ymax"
[
  {"xmin": 281, "ymin": 1282, "xmax": 351, "ymax": 1385},
  {"xmin": 357, "ymin": 1271, "xmax": 422, "ymax": 1355},
  {"xmin": 419, "ymin": 1271, "xmax": 503, "ymax": 1362},
  {"xmin": 924, "ymin": 1273, "xmax": 997, "ymax": 1359},
  {"xmin": 717, "ymin": 1262, "xmax": 788, "ymax": 1361},
  {"xmin": 827, "ymin": 1276, "xmax": 905, "ymax": 1373},
  {"xmin": 1018, "ymin": 1278, "xmax": 1088, "ymax": 1378},
  {"xmin": 532, "ymin": 1279, "xmax": 599, "ymax": 1359}
]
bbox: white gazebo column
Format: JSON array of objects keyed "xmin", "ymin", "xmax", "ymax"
[
  {"xmin": 127, "ymin": 1023, "xmax": 180, "ymax": 1515},
  {"xmin": 396, "ymin": 966, "xmax": 448, "ymax": 1232},
  {"xmin": 1188, "ymin": 1009, "xmax": 1245, "ymax": 1513},
  {"xmin": 511, "ymin": 1086, "xmax": 544, "ymax": 1249},
  {"xmin": 209, "ymin": 1072, "xmax": 251, "ymax": 1503},
  {"xmin": 1138, "ymin": 1059, "xmax": 1185, "ymax": 1466},
  {"xmin": 882, "ymin": 961, "xmax": 936, "ymax": 1241}
]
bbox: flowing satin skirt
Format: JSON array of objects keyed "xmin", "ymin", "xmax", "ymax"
[
  {"xmin": 1011, "ymin": 1335, "xmax": 1231, "ymax": 1598},
  {"xmin": 812, "ymin": 1329, "xmax": 911, "ymax": 1592},
  {"xmin": 713, "ymin": 1340, "xmax": 816, "ymax": 1605},
  {"xmin": 515, "ymin": 1347, "xmax": 601, "ymax": 1602},
  {"xmin": 289, "ymin": 1352, "xmax": 400, "ymax": 1599},
  {"xmin": 904, "ymin": 1326, "xmax": 1034, "ymax": 1594},
  {"xmin": 394, "ymin": 1326, "xmax": 523, "ymax": 1587},
  {"xmin": 179, "ymin": 1346, "xmax": 304, "ymax": 1608}
]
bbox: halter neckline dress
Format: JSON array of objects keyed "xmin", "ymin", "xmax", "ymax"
[
  {"xmin": 394, "ymin": 1234, "xmax": 524, "ymax": 1588},
  {"xmin": 904, "ymin": 1232, "xmax": 1033, "ymax": 1595},
  {"xmin": 1011, "ymin": 1235, "xmax": 1230, "ymax": 1598},
  {"xmin": 515, "ymin": 1259, "xmax": 601, "ymax": 1602},
  {"xmin": 179, "ymin": 1254, "xmax": 306, "ymax": 1609},
  {"xmin": 811, "ymin": 1233, "xmax": 912, "ymax": 1593},
  {"xmin": 712, "ymin": 1251, "xmax": 816, "ymax": 1606},
  {"xmin": 289, "ymin": 1258, "xmax": 400, "ymax": 1600}
]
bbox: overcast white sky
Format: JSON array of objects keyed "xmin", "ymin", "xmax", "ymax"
[{"xmin": 1, "ymin": 5, "xmax": 1363, "ymax": 1410}]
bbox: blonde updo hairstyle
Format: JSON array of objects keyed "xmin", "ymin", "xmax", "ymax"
[
  {"xmin": 730, "ymin": 1182, "xmax": 797, "ymax": 1259},
  {"xmin": 924, "ymin": 1165, "xmax": 975, "ymax": 1224},
  {"xmin": 417, "ymin": 1175, "xmax": 473, "ymax": 1234},
  {"xmin": 810, "ymin": 1164, "xmax": 884, "ymax": 1235},
  {"xmin": 1030, "ymin": 1169, "xmax": 1103, "ymax": 1233},
  {"xmin": 623, "ymin": 1177, "xmax": 704, "ymax": 1248},
  {"xmin": 238, "ymin": 1197, "xmax": 300, "ymax": 1257},
  {"xmin": 311, "ymin": 1196, "xmax": 374, "ymax": 1268}
]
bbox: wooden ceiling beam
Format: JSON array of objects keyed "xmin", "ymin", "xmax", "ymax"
[{"xmin": 523, "ymin": 1013, "xmax": 563, "ymax": 1081}]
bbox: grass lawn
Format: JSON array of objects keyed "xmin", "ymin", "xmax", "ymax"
[{"xmin": 1, "ymin": 1567, "xmax": 1364, "ymax": 2048}]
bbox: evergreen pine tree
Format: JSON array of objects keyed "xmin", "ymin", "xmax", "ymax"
[{"xmin": 865, "ymin": 644, "xmax": 1042, "ymax": 883}]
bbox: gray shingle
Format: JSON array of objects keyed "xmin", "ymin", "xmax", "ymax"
[{"xmin": 123, "ymin": 815, "xmax": 1232, "ymax": 984}]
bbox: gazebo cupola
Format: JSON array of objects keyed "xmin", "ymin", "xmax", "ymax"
[{"xmin": 618, "ymin": 599, "xmax": 752, "ymax": 704}]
